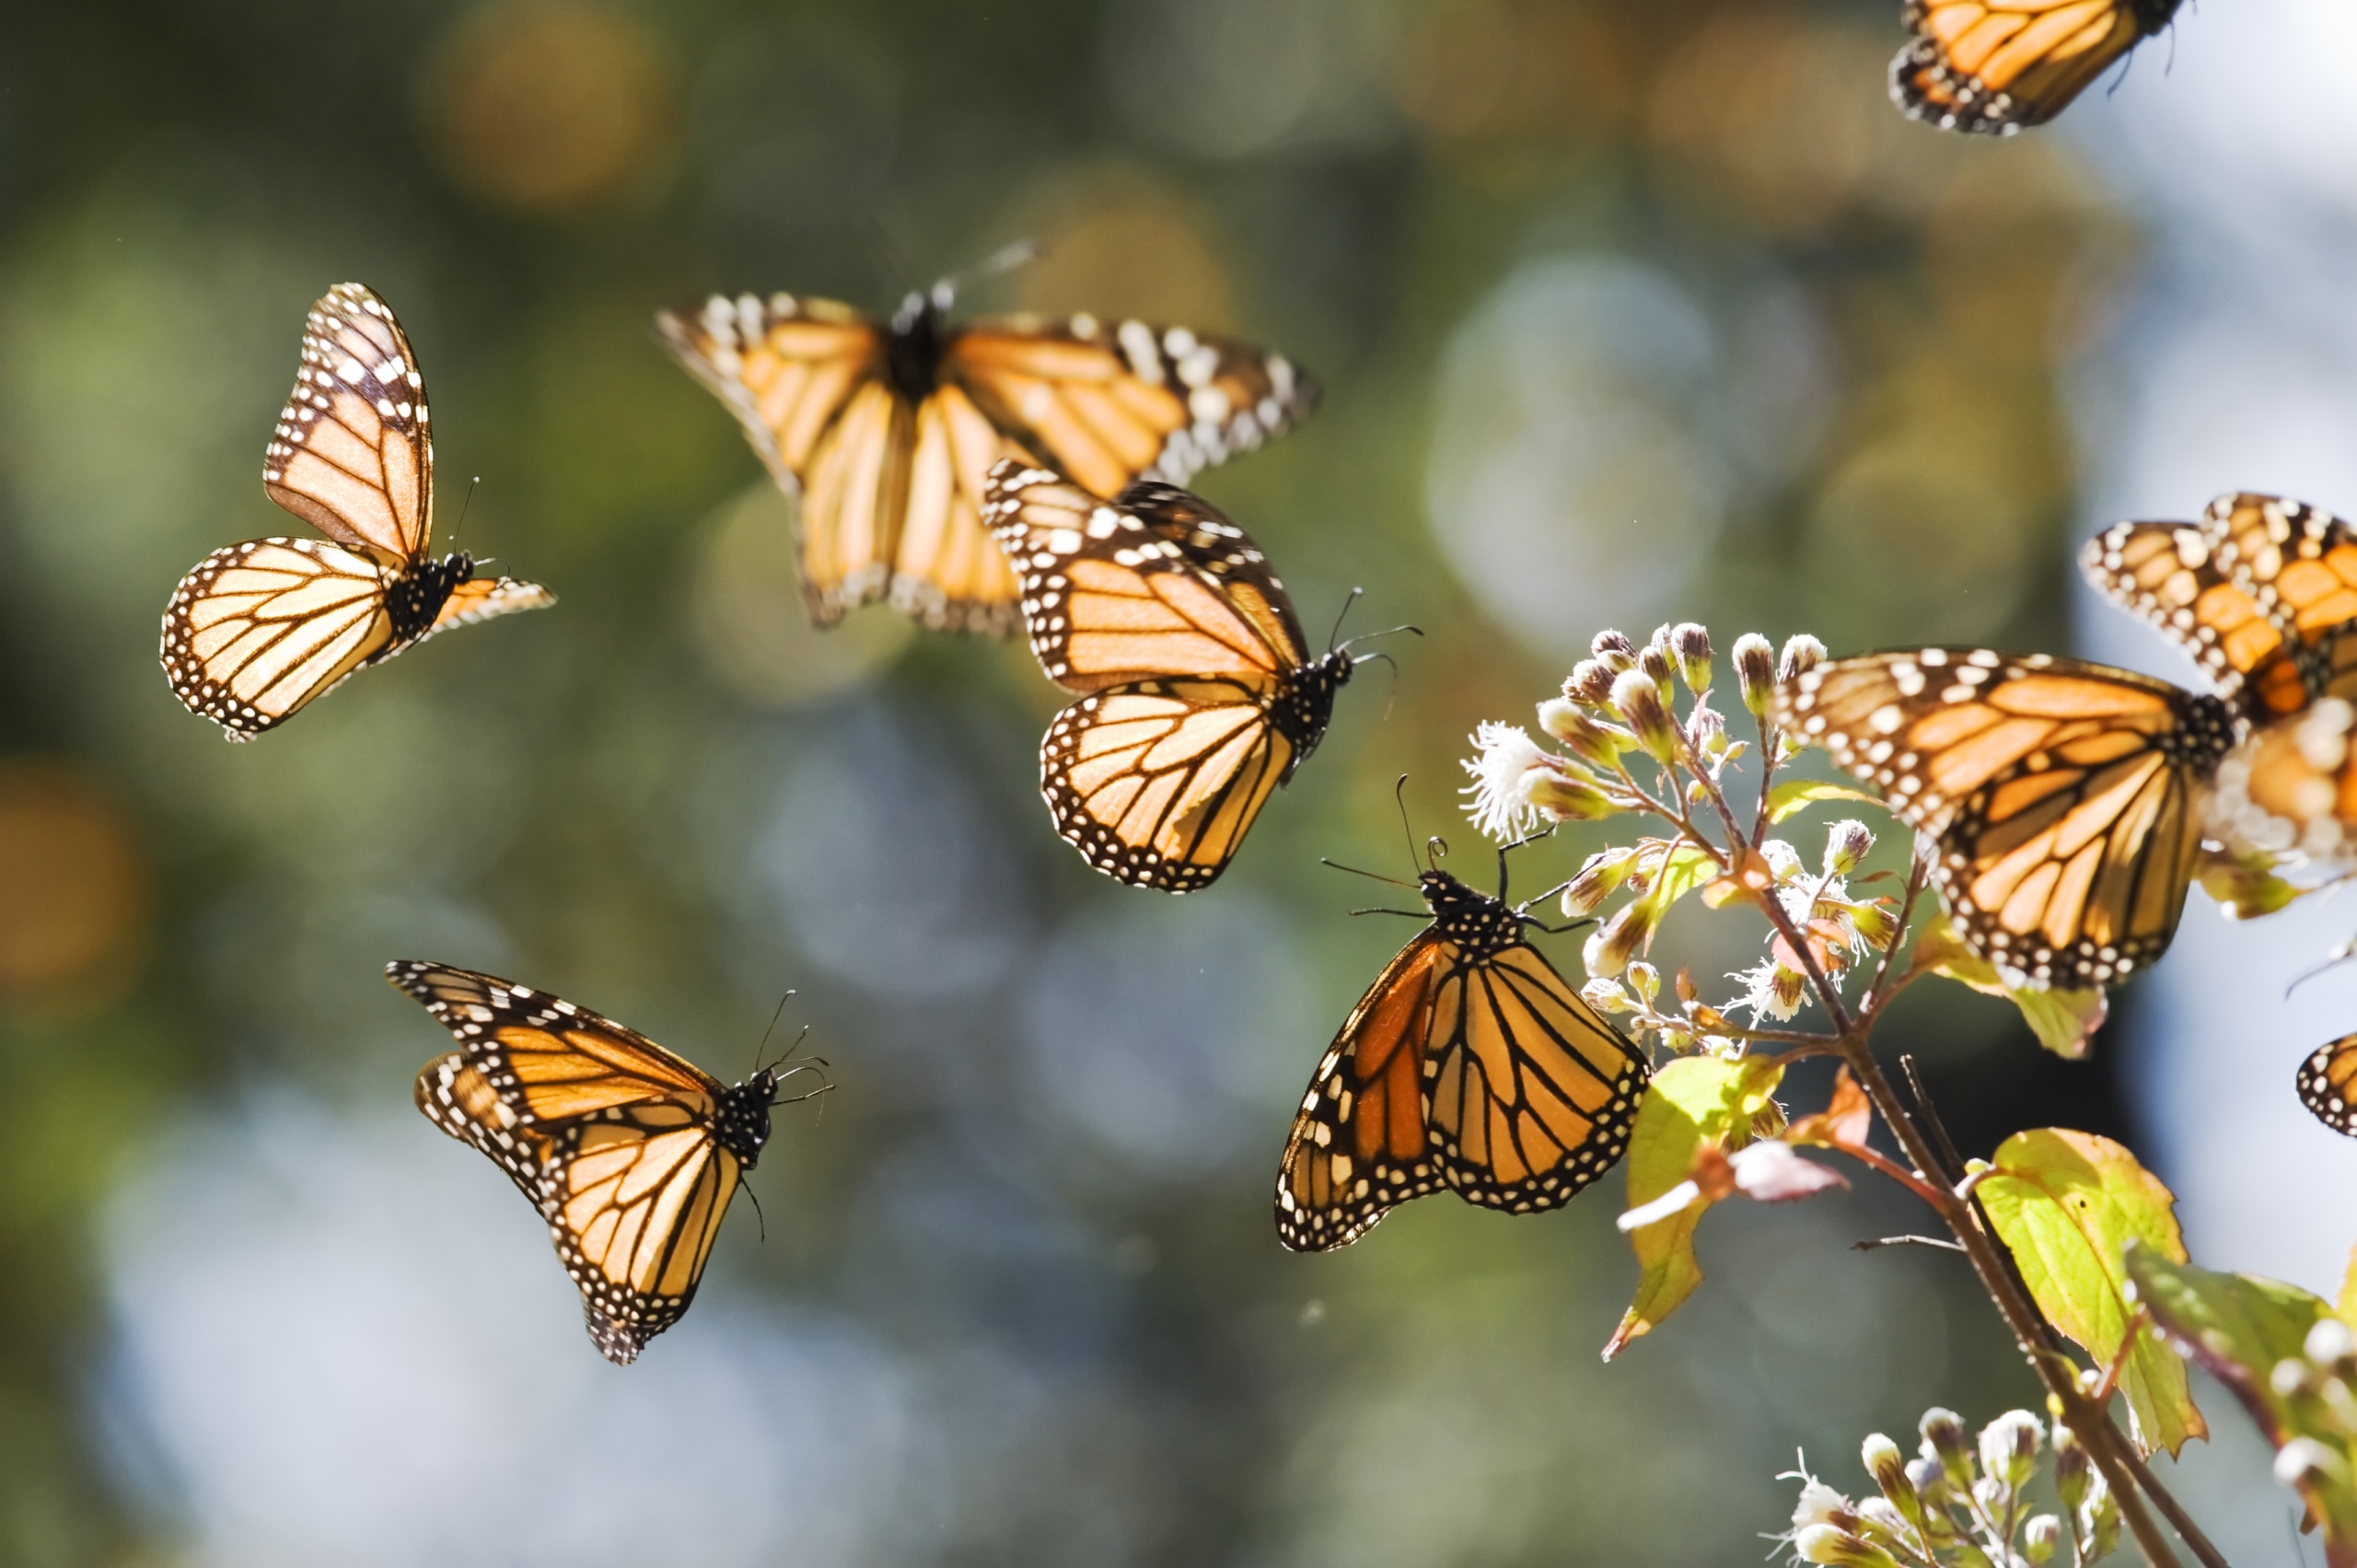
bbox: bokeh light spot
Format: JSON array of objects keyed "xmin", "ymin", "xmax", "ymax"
[
  {"xmin": 0, "ymin": 761, "xmax": 146, "ymax": 1000},
  {"xmin": 691, "ymin": 483, "xmax": 914, "ymax": 707}
]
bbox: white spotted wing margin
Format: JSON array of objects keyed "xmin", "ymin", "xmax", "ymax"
[
  {"xmin": 1275, "ymin": 871, "xmax": 1649, "ymax": 1253},
  {"xmin": 389, "ymin": 960, "xmax": 768, "ymax": 1366}
]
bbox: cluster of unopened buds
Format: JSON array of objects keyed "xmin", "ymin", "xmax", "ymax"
[
  {"xmin": 2267, "ymin": 1316, "xmax": 2357, "ymax": 1495},
  {"xmin": 1784, "ymin": 1408, "xmax": 2119, "ymax": 1568},
  {"xmin": 1718, "ymin": 823, "xmax": 1900, "ymax": 1025}
]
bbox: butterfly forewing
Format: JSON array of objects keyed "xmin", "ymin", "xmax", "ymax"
[
  {"xmin": 2209, "ymin": 493, "xmax": 2357, "ymax": 703},
  {"xmin": 1276, "ymin": 874, "xmax": 1647, "ymax": 1252},
  {"xmin": 265, "ymin": 283, "xmax": 435, "ymax": 561},
  {"xmin": 1890, "ymin": 0, "xmax": 2177, "ymax": 134},
  {"xmin": 1778, "ymin": 649, "xmax": 2234, "ymax": 986},
  {"xmin": 2299, "ymin": 1034, "xmax": 2357, "ymax": 1136},
  {"xmin": 2079, "ymin": 518, "xmax": 2306, "ymax": 725},
  {"xmin": 391, "ymin": 960, "xmax": 770, "ymax": 1365}
]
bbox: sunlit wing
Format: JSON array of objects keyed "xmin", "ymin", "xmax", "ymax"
[
  {"xmin": 1777, "ymin": 648, "xmax": 2235, "ymax": 986},
  {"xmin": 948, "ymin": 313, "xmax": 1318, "ymax": 498},
  {"xmin": 1042, "ymin": 679, "xmax": 1292, "ymax": 892},
  {"xmin": 1424, "ymin": 943, "xmax": 1648, "ymax": 1211},
  {"xmin": 2299, "ymin": 1033, "xmax": 2357, "ymax": 1137},
  {"xmin": 427, "ymin": 575, "xmax": 557, "ymax": 634},
  {"xmin": 1277, "ymin": 934, "xmax": 1449, "ymax": 1251},
  {"xmin": 542, "ymin": 1109, "xmax": 741, "ymax": 1365},
  {"xmin": 1890, "ymin": 0, "xmax": 2175, "ymax": 134},
  {"xmin": 2209, "ymin": 493, "xmax": 2357, "ymax": 703},
  {"xmin": 795, "ymin": 379, "xmax": 911, "ymax": 622},
  {"xmin": 656, "ymin": 293, "xmax": 882, "ymax": 486},
  {"xmin": 264, "ymin": 283, "xmax": 435, "ymax": 562},
  {"xmin": 889, "ymin": 384, "xmax": 1027, "ymax": 633},
  {"xmin": 2080, "ymin": 517, "xmax": 2305, "ymax": 724},
  {"xmin": 159, "ymin": 538, "xmax": 399, "ymax": 741}
]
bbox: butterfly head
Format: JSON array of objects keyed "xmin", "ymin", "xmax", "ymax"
[
  {"xmin": 1418, "ymin": 867, "xmax": 1522, "ymax": 954},
  {"xmin": 714, "ymin": 1074, "xmax": 778, "ymax": 1167},
  {"xmin": 384, "ymin": 552, "xmax": 475, "ymax": 643}
]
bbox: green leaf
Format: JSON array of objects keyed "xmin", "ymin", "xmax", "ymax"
[
  {"xmin": 1631, "ymin": 842, "xmax": 1718, "ymax": 941},
  {"xmin": 1913, "ymin": 914, "xmax": 2107, "ymax": 1059},
  {"xmin": 2127, "ymin": 1246, "xmax": 2357, "ymax": 1563},
  {"xmin": 2197, "ymin": 843, "xmax": 2305, "ymax": 920},
  {"xmin": 1765, "ymin": 777, "xmax": 1886, "ymax": 823},
  {"xmin": 1604, "ymin": 1054, "xmax": 1783, "ymax": 1361},
  {"xmin": 1978, "ymin": 1130, "xmax": 2206, "ymax": 1457}
]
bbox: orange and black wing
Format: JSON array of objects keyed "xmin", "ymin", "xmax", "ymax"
[
  {"xmin": 1278, "ymin": 932, "xmax": 1452, "ymax": 1251},
  {"xmin": 2081, "ymin": 517, "xmax": 2307, "ymax": 725},
  {"xmin": 1891, "ymin": 0, "xmax": 2178, "ymax": 134},
  {"xmin": 1422, "ymin": 940, "xmax": 1649, "ymax": 1214},
  {"xmin": 1777, "ymin": 649, "xmax": 2235, "ymax": 986},
  {"xmin": 2298, "ymin": 1033, "xmax": 2357, "ymax": 1136},
  {"xmin": 264, "ymin": 283, "xmax": 435, "ymax": 563},
  {"xmin": 2209, "ymin": 493, "xmax": 2357, "ymax": 703},
  {"xmin": 159, "ymin": 538, "xmax": 402, "ymax": 740},
  {"xmin": 392, "ymin": 960, "xmax": 741, "ymax": 1365},
  {"xmin": 985, "ymin": 463, "xmax": 1335, "ymax": 890}
]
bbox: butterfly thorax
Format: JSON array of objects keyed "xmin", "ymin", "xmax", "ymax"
[
  {"xmin": 2127, "ymin": 0, "xmax": 2183, "ymax": 34},
  {"xmin": 2167, "ymin": 692, "xmax": 2239, "ymax": 776},
  {"xmin": 1271, "ymin": 650, "xmax": 1353, "ymax": 774},
  {"xmin": 885, "ymin": 293, "xmax": 949, "ymax": 405},
  {"xmin": 713, "ymin": 1071, "xmax": 777, "ymax": 1168},
  {"xmin": 383, "ymin": 552, "xmax": 472, "ymax": 644},
  {"xmin": 1420, "ymin": 870, "xmax": 1524, "ymax": 960}
]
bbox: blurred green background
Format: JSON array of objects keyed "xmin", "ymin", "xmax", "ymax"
[{"xmin": 0, "ymin": 1, "xmax": 2224, "ymax": 1563}]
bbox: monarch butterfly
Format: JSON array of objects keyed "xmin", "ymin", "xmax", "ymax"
[
  {"xmin": 159, "ymin": 284, "xmax": 552, "ymax": 740},
  {"xmin": 1776, "ymin": 648, "xmax": 2235, "ymax": 987},
  {"xmin": 2208, "ymin": 493, "xmax": 2357, "ymax": 703},
  {"xmin": 2080, "ymin": 516, "xmax": 2309, "ymax": 725},
  {"xmin": 1275, "ymin": 857, "xmax": 1649, "ymax": 1251},
  {"xmin": 2298, "ymin": 1033, "xmax": 2357, "ymax": 1136},
  {"xmin": 981, "ymin": 459, "xmax": 1370, "ymax": 891},
  {"xmin": 390, "ymin": 960, "xmax": 816, "ymax": 1365},
  {"xmin": 656, "ymin": 277, "xmax": 1318, "ymax": 634},
  {"xmin": 1890, "ymin": 0, "xmax": 2181, "ymax": 135}
]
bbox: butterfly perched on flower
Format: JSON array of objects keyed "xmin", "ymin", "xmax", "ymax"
[
  {"xmin": 1276, "ymin": 857, "xmax": 1649, "ymax": 1251},
  {"xmin": 1775, "ymin": 648, "xmax": 2235, "ymax": 988},
  {"xmin": 981, "ymin": 459, "xmax": 1376, "ymax": 892},
  {"xmin": 159, "ymin": 284, "xmax": 552, "ymax": 740},
  {"xmin": 391, "ymin": 961, "xmax": 819, "ymax": 1365},
  {"xmin": 656, "ymin": 273, "xmax": 1318, "ymax": 635},
  {"xmin": 1890, "ymin": 0, "xmax": 2181, "ymax": 135}
]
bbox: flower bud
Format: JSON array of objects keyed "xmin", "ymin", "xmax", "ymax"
[
  {"xmin": 2050, "ymin": 1419, "xmax": 2088, "ymax": 1515},
  {"xmin": 1792, "ymin": 1525, "xmax": 1902, "ymax": 1568},
  {"xmin": 1849, "ymin": 1498, "xmax": 1910, "ymax": 1549},
  {"xmin": 1581, "ymin": 978, "xmax": 1634, "ymax": 1015},
  {"xmin": 1902, "ymin": 1456, "xmax": 1948, "ymax": 1510},
  {"xmin": 2081, "ymin": 1469, "xmax": 2119, "ymax": 1561},
  {"xmin": 1562, "ymin": 846, "xmax": 1636, "ymax": 916},
  {"xmin": 1626, "ymin": 961, "xmax": 1660, "ymax": 1007},
  {"xmin": 1778, "ymin": 633, "xmax": 1828, "ymax": 685},
  {"xmin": 1790, "ymin": 1478, "xmax": 1850, "ymax": 1532},
  {"xmin": 1525, "ymin": 768, "xmax": 1629, "ymax": 821},
  {"xmin": 1672, "ymin": 622, "xmax": 1713, "ymax": 694},
  {"xmin": 1540, "ymin": 698, "xmax": 1631, "ymax": 770},
  {"xmin": 1611, "ymin": 669, "xmax": 1680, "ymax": 765},
  {"xmin": 1565, "ymin": 659, "xmax": 1619, "ymax": 706},
  {"xmin": 1824, "ymin": 819, "xmax": 1874, "ymax": 877},
  {"xmin": 1638, "ymin": 643, "xmax": 1676, "ymax": 696},
  {"xmin": 1686, "ymin": 700, "xmax": 1725, "ymax": 760},
  {"xmin": 1591, "ymin": 629, "xmax": 1637, "ymax": 672},
  {"xmin": 1583, "ymin": 899, "xmax": 1652, "ymax": 978},
  {"xmin": 2023, "ymin": 1514, "xmax": 2061, "ymax": 1565},
  {"xmin": 1919, "ymin": 1408, "xmax": 1972, "ymax": 1494},
  {"xmin": 1734, "ymin": 633, "xmax": 1777, "ymax": 718},
  {"xmin": 2308, "ymin": 1316, "xmax": 2357, "ymax": 1371},
  {"xmin": 1861, "ymin": 1434, "xmax": 1918, "ymax": 1517},
  {"xmin": 1978, "ymin": 1410, "xmax": 2041, "ymax": 1499}
]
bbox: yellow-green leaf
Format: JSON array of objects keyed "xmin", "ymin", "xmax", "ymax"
[
  {"xmin": 1632, "ymin": 842, "xmax": 1719, "ymax": 937},
  {"xmin": 1979, "ymin": 1130, "xmax": 2206, "ymax": 1457},
  {"xmin": 1765, "ymin": 777, "xmax": 1886, "ymax": 823},
  {"xmin": 2197, "ymin": 843, "xmax": 2305, "ymax": 920},
  {"xmin": 1604, "ymin": 1054, "xmax": 1783, "ymax": 1361},
  {"xmin": 2127, "ymin": 1245, "xmax": 2357, "ymax": 1564},
  {"xmin": 1913, "ymin": 914, "xmax": 2107, "ymax": 1059}
]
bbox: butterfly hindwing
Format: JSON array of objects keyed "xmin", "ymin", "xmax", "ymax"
[
  {"xmin": 984, "ymin": 461, "xmax": 1351, "ymax": 891},
  {"xmin": 2079, "ymin": 517, "xmax": 2307, "ymax": 725},
  {"xmin": 2209, "ymin": 493, "xmax": 2357, "ymax": 703},
  {"xmin": 1276, "ymin": 873, "xmax": 1648, "ymax": 1252},
  {"xmin": 2298, "ymin": 1033, "xmax": 2357, "ymax": 1137},
  {"xmin": 1777, "ymin": 649, "xmax": 2235, "ymax": 987},
  {"xmin": 1890, "ymin": 0, "xmax": 2179, "ymax": 135},
  {"xmin": 391, "ymin": 960, "xmax": 774, "ymax": 1365}
]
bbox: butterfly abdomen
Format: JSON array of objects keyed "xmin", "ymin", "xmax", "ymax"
[
  {"xmin": 380, "ymin": 552, "xmax": 473, "ymax": 646},
  {"xmin": 884, "ymin": 296, "xmax": 948, "ymax": 405}
]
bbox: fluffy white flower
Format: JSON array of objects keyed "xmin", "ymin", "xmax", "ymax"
[{"xmin": 1459, "ymin": 722, "xmax": 1551, "ymax": 840}]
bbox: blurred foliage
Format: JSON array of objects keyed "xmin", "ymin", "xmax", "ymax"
[{"xmin": 0, "ymin": 0, "xmax": 2150, "ymax": 1562}]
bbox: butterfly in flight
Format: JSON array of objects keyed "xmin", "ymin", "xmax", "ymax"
[
  {"xmin": 982, "ymin": 459, "xmax": 1382, "ymax": 892},
  {"xmin": 2087, "ymin": 494, "xmax": 2357, "ymax": 865},
  {"xmin": 1890, "ymin": 0, "xmax": 2181, "ymax": 134},
  {"xmin": 159, "ymin": 284, "xmax": 552, "ymax": 740},
  {"xmin": 2299, "ymin": 1032, "xmax": 2357, "ymax": 1137},
  {"xmin": 1275, "ymin": 847, "xmax": 1649, "ymax": 1251},
  {"xmin": 391, "ymin": 960, "xmax": 819, "ymax": 1365},
  {"xmin": 1776, "ymin": 648, "xmax": 2235, "ymax": 988},
  {"xmin": 656, "ymin": 268, "xmax": 1318, "ymax": 634}
]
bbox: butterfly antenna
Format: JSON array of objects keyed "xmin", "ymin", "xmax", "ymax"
[
  {"xmin": 1392, "ymin": 774, "xmax": 1419, "ymax": 877},
  {"xmin": 446, "ymin": 476, "xmax": 481, "ymax": 555},
  {"xmin": 750, "ymin": 988, "xmax": 797, "ymax": 1074},
  {"xmin": 1426, "ymin": 834, "xmax": 1449, "ymax": 871},
  {"xmin": 1338, "ymin": 623, "xmax": 1423, "ymax": 659},
  {"xmin": 1319, "ymin": 856, "xmax": 1416, "ymax": 890},
  {"xmin": 1326, "ymin": 587, "xmax": 1363, "ymax": 654},
  {"xmin": 1349, "ymin": 905, "xmax": 1430, "ymax": 920}
]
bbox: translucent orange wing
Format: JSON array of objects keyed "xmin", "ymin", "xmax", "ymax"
[
  {"xmin": 2298, "ymin": 1033, "xmax": 2357, "ymax": 1136},
  {"xmin": 159, "ymin": 538, "xmax": 399, "ymax": 740},
  {"xmin": 2080, "ymin": 517, "xmax": 2306, "ymax": 724},
  {"xmin": 1777, "ymin": 648, "xmax": 2235, "ymax": 986},
  {"xmin": 948, "ymin": 314, "xmax": 1318, "ymax": 499},
  {"xmin": 2209, "ymin": 493, "xmax": 2357, "ymax": 703},
  {"xmin": 393, "ymin": 960, "xmax": 748, "ymax": 1365},
  {"xmin": 428, "ymin": 575, "xmax": 557, "ymax": 634},
  {"xmin": 1891, "ymin": 0, "xmax": 2177, "ymax": 134},
  {"xmin": 264, "ymin": 283, "xmax": 435, "ymax": 563}
]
